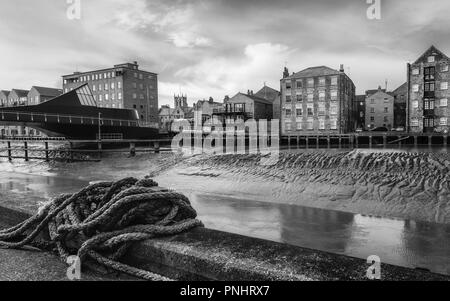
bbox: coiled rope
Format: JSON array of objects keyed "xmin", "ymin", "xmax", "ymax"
[{"xmin": 0, "ymin": 177, "xmax": 203, "ymax": 280}]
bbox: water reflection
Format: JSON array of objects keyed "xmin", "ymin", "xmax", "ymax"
[{"xmin": 191, "ymin": 193, "xmax": 450, "ymax": 275}]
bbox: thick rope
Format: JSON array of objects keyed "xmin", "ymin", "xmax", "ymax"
[{"xmin": 0, "ymin": 177, "xmax": 203, "ymax": 281}]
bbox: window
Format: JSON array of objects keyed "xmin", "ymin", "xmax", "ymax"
[
  {"xmin": 424, "ymin": 99, "xmax": 435, "ymax": 110},
  {"xmin": 285, "ymin": 109, "xmax": 292, "ymax": 117},
  {"xmin": 105, "ymin": 94, "xmax": 109, "ymax": 101},
  {"xmin": 140, "ymin": 94, "xmax": 144, "ymax": 99},
  {"xmin": 330, "ymin": 103, "xmax": 338, "ymax": 115},
  {"xmin": 424, "ymin": 118, "xmax": 434, "ymax": 128},
  {"xmin": 285, "ymin": 81, "xmax": 292, "ymax": 90},
  {"xmin": 440, "ymin": 117, "xmax": 448, "ymax": 126},
  {"xmin": 118, "ymin": 82, "xmax": 122, "ymax": 89},
  {"xmin": 412, "ymin": 84, "xmax": 419, "ymax": 92},
  {"xmin": 133, "ymin": 93, "xmax": 137, "ymax": 99},
  {"xmin": 296, "ymin": 122, "xmax": 302, "ymax": 130},
  {"xmin": 118, "ymin": 92, "xmax": 122, "ymax": 100},
  {"xmin": 296, "ymin": 80, "xmax": 302, "ymax": 89},
  {"xmin": 286, "ymin": 95, "xmax": 292, "ymax": 103},
  {"xmin": 92, "ymin": 85, "xmax": 96, "ymax": 92},
  {"xmin": 98, "ymin": 84, "xmax": 102, "ymax": 91},
  {"xmin": 370, "ymin": 108, "xmax": 375, "ymax": 113},
  {"xmin": 307, "ymin": 107, "xmax": 314, "ymax": 116},
  {"xmin": 412, "ymin": 68, "xmax": 420, "ymax": 75},
  {"xmin": 111, "ymin": 83, "xmax": 115, "ymax": 90},
  {"xmin": 441, "ymin": 82, "xmax": 448, "ymax": 90},
  {"xmin": 412, "ymin": 100, "xmax": 419, "ymax": 109},
  {"xmin": 330, "ymin": 119, "xmax": 338, "ymax": 130},
  {"xmin": 285, "ymin": 122, "xmax": 292, "ymax": 131},
  {"xmin": 133, "ymin": 82, "xmax": 137, "ymax": 89},
  {"xmin": 296, "ymin": 109, "xmax": 303, "ymax": 116},
  {"xmin": 428, "ymin": 56, "xmax": 435, "ymax": 63},
  {"xmin": 99, "ymin": 95, "xmax": 103, "ymax": 101},
  {"xmin": 319, "ymin": 119, "xmax": 325, "ymax": 130},
  {"xmin": 370, "ymin": 116, "xmax": 375, "ymax": 122},
  {"xmin": 331, "ymin": 76, "xmax": 338, "ymax": 86},
  {"xmin": 319, "ymin": 91, "xmax": 326, "ymax": 101},
  {"xmin": 307, "ymin": 78, "xmax": 314, "ymax": 87},
  {"xmin": 139, "ymin": 74, "xmax": 143, "ymax": 80},
  {"xmin": 384, "ymin": 107, "xmax": 388, "ymax": 113},
  {"xmin": 424, "ymin": 67, "xmax": 435, "ymax": 80},
  {"xmin": 307, "ymin": 93, "xmax": 314, "ymax": 102},
  {"xmin": 330, "ymin": 90, "xmax": 338, "ymax": 100},
  {"xmin": 307, "ymin": 119, "xmax": 314, "ymax": 130},
  {"xmin": 425, "ymin": 82, "xmax": 435, "ymax": 91},
  {"xmin": 441, "ymin": 64, "xmax": 449, "ymax": 72},
  {"xmin": 139, "ymin": 83, "xmax": 144, "ymax": 90},
  {"xmin": 104, "ymin": 83, "xmax": 109, "ymax": 91},
  {"xmin": 318, "ymin": 102, "xmax": 325, "ymax": 115},
  {"xmin": 296, "ymin": 94, "xmax": 302, "ymax": 102},
  {"xmin": 384, "ymin": 116, "xmax": 389, "ymax": 122},
  {"xmin": 319, "ymin": 77, "xmax": 325, "ymax": 86},
  {"xmin": 440, "ymin": 98, "xmax": 448, "ymax": 107}
]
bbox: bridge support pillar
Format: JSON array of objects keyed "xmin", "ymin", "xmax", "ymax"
[
  {"xmin": 369, "ymin": 136, "xmax": 373, "ymax": 149},
  {"xmin": 316, "ymin": 136, "xmax": 319, "ymax": 149},
  {"xmin": 69, "ymin": 142, "xmax": 74, "ymax": 162},
  {"xmin": 383, "ymin": 135, "xmax": 387, "ymax": 148},
  {"xmin": 154, "ymin": 141, "xmax": 160, "ymax": 154},
  {"xmin": 327, "ymin": 137, "xmax": 331, "ymax": 149},
  {"xmin": 414, "ymin": 136, "xmax": 418, "ymax": 147},
  {"xmin": 444, "ymin": 136, "xmax": 448, "ymax": 146},
  {"xmin": 45, "ymin": 142, "xmax": 49, "ymax": 162},
  {"xmin": 338, "ymin": 137, "xmax": 342, "ymax": 149},
  {"xmin": 24, "ymin": 142, "xmax": 29, "ymax": 162},
  {"xmin": 130, "ymin": 143, "xmax": 136, "ymax": 157},
  {"xmin": 7, "ymin": 141, "xmax": 11, "ymax": 161},
  {"xmin": 305, "ymin": 137, "xmax": 309, "ymax": 150},
  {"xmin": 355, "ymin": 136, "xmax": 359, "ymax": 148},
  {"xmin": 429, "ymin": 136, "xmax": 433, "ymax": 147}
]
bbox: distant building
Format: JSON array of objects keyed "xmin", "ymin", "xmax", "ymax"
[
  {"xmin": 62, "ymin": 62, "xmax": 159, "ymax": 126},
  {"xmin": 193, "ymin": 97, "xmax": 223, "ymax": 128},
  {"xmin": 280, "ymin": 65, "xmax": 356, "ymax": 135},
  {"xmin": 213, "ymin": 91, "xmax": 274, "ymax": 125},
  {"xmin": 8, "ymin": 89, "xmax": 29, "ymax": 107},
  {"xmin": 407, "ymin": 46, "xmax": 450, "ymax": 133},
  {"xmin": 28, "ymin": 86, "xmax": 63, "ymax": 105},
  {"xmin": 254, "ymin": 85, "xmax": 281, "ymax": 120},
  {"xmin": 172, "ymin": 94, "xmax": 194, "ymax": 120},
  {"xmin": 365, "ymin": 86, "xmax": 394, "ymax": 130},
  {"xmin": 354, "ymin": 95, "xmax": 366, "ymax": 130},
  {"xmin": 391, "ymin": 82, "xmax": 407, "ymax": 128},
  {"xmin": 158, "ymin": 105, "xmax": 175, "ymax": 133},
  {"xmin": 0, "ymin": 90, "xmax": 10, "ymax": 107}
]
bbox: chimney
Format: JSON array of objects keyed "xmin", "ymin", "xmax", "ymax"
[
  {"xmin": 340, "ymin": 64, "xmax": 344, "ymax": 72},
  {"xmin": 283, "ymin": 67, "xmax": 289, "ymax": 79},
  {"xmin": 247, "ymin": 90, "xmax": 251, "ymax": 95}
]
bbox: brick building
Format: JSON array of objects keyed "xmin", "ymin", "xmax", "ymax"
[
  {"xmin": 8, "ymin": 89, "xmax": 29, "ymax": 106},
  {"xmin": 193, "ymin": 97, "xmax": 223, "ymax": 128},
  {"xmin": 28, "ymin": 86, "xmax": 62, "ymax": 105},
  {"xmin": 62, "ymin": 62, "xmax": 158, "ymax": 126},
  {"xmin": 365, "ymin": 86, "xmax": 394, "ymax": 130},
  {"xmin": 254, "ymin": 85, "xmax": 281, "ymax": 120},
  {"xmin": 280, "ymin": 65, "xmax": 356, "ymax": 135},
  {"xmin": 407, "ymin": 46, "xmax": 450, "ymax": 133}
]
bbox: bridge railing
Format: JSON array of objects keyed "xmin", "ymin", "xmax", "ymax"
[{"xmin": 0, "ymin": 110, "xmax": 141, "ymax": 127}]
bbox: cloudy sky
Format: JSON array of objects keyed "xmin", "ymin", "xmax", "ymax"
[{"xmin": 1, "ymin": 0, "xmax": 450, "ymax": 106}]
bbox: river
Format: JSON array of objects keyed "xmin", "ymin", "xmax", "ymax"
[{"xmin": 0, "ymin": 148, "xmax": 449, "ymax": 276}]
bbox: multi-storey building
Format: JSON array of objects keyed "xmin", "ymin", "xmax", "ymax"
[
  {"xmin": 407, "ymin": 46, "xmax": 450, "ymax": 133},
  {"xmin": 28, "ymin": 86, "xmax": 62, "ymax": 105},
  {"xmin": 354, "ymin": 95, "xmax": 366, "ymax": 130},
  {"xmin": 62, "ymin": 62, "xmax": 159, "ymax": 126},
  {"xmin": 8, "ymin": 89, "xmax": 29, "ymax": 106},
  {"xmin": 193, "ymin": 97, "xmax": 223, "ymax": 127},
  {"xmin": 365, "ymin": 86, "xmax": 394, "ymax": 130},
  {"xmin": 280, "ymin": 65, "xmax": 356, "ymax": 135}
]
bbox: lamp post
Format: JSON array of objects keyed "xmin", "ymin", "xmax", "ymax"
[{"xmin": 98, "ymin": 112, "xmax": 102, "ymax": 141}]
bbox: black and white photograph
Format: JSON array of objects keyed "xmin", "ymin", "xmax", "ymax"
[{"xmin": 0, "ymin": 0, "xmax": 449, "ymax": 290}]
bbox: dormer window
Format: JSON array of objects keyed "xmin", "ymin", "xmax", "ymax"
[{"xmin": 428, "ymin": 56, "xmax": 435, "ymax": 63}]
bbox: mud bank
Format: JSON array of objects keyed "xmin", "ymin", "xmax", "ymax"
[{"xmin": 165, "ymin": 150, "xmax": 450, "ymax": 224}]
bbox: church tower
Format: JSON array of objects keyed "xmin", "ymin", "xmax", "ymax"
[{"xmin": 174, "ymin": 94, "xmax": 188, "ymax": 109}]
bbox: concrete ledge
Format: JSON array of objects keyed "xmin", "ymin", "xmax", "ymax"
[{"xmin": 1, "ymin": 206, "xmax": 449, "ymax": 281}]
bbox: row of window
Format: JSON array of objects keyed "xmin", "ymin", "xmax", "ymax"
[
  {"xmin": 368, "ymin": 116, "xmax": 390, "ymax": 122},
  {"xmin": 368, "ymin": 107, "xmax": 390, "ymax": 113},
  {"xmin": 284, "ymin": 105, "xmax": 339, "ymax": 117},
  {"xmin": 285, "ymin": 119, "xmax": 338, "ymax": 131},
  {"xmin": 284, "ymin": 76, "xmax": 339, "ymax": 89},
  {"xmin": 410, "ymin": 117, "xmax": 448, "ymax": 126},
  {"xmin": 412, "ymin": 82, "xmax": 448, "ymax": 92},
  {"xmin": 411, "ymin": 98, "xmax": 448, "ymax": 108},
  {"xmin": 94, "ymin": 93, "xmax": 122, "ymax": 102},
  {"xmin": 286, "ymin": 91, "xmax": 339, "ymax": 102},
  {"xmin": 64, "ymin": 71, "xmax": 153, "ymax": 84},
  {"xmin": 91, "ymin": 82, "xmax": 122, "ymax": 92}
]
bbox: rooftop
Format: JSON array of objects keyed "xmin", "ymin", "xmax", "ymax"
[
  {"xmin": 286, "ymin": 66, "xmax": 341, "ymax": 79},
  {"xmin": 31, "ymin": 86, "xmax": 63, "ymax": 97}
]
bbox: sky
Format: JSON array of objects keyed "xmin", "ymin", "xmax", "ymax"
[{"xmin": 1, "ymin": 0, "xmax": 450, "ymax": 107}]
